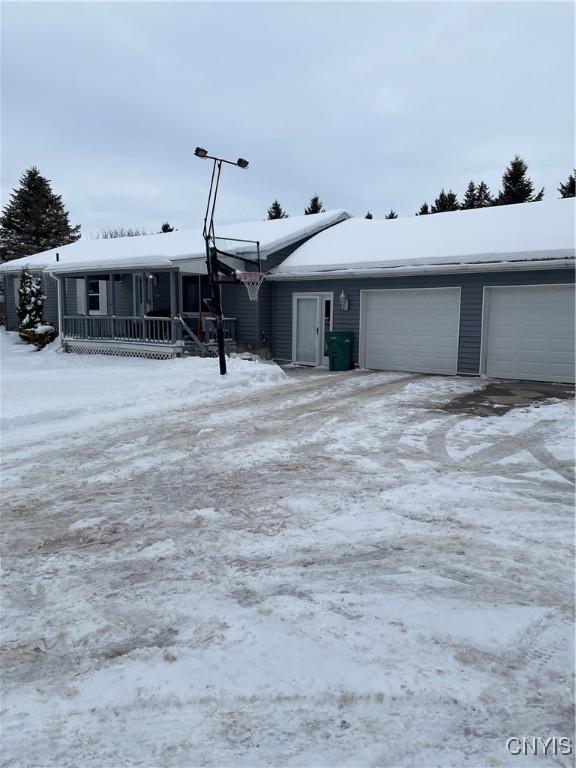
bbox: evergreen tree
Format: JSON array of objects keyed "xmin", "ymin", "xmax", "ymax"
[
  {"xmin": 267, "ymin": 200, "xmax": 288, "ymax": 220},
  {"xmin": 160, "ymin": 222, "xmax": 175, "ymax": 233},
  {"xmin": 365, "ymin": 211, "xmax": 373, "ymax": 219},
  {"xmin": 416, "ymin": 203, "xmax": 430, "ymax": 215},
  {"xmin": 385, "ymin": 209, "xmax": 398, "ymax": 219},
  {"xmin": 476, "ymin": 181, "xmax": 493, "ymax": 207},
  {"xmin": 304, "ymin": 195, "xmax": 325, "ymax": 215},
  {"xmin": 17, "ymin": 268, "xmax": 44, "ymax": 331},
  {"xmin": 431, "ymin": 189, "xmax": 460, "ymax": 213},
  {"xmin": 496, "ymin": 155, "xmax": 544, "ymax": 205},
  {"xmin": 558, "ymin": 170, "xmax": 575, "ymax": 198},
  {"xmin": 461, "ymin": 180, "xmax": 493, "ymax": 209},
  {"xmin": 0, "ymin": 167, "xmax": 81, "ymax": 262},
  {"xmin": 460, "ymin": 181, "xmax": 478, "ymax": 210}
]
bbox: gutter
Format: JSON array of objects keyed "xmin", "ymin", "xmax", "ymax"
[{"xmin": 267, "ymin": 258, "xmax": 576, "ymax": 281}]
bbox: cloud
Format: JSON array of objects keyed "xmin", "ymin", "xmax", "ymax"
[{"xmin": 1, "ymin": 1, "xmax": 573, "ymax": 230}]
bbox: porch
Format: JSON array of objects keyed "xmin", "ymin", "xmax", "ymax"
[{"xmin": 58, "ymin": 270, "xmax": 237, "ymax": 357}]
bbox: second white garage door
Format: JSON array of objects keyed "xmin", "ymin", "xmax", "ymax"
[
  {"xmin": 483, "ymin": 285, "xmax": 575, "ymax": 383},
  {"xmin": 361, "ymin": 288, "xmax": 460, "ymax": 374}
]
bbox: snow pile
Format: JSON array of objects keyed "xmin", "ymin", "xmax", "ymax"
[
  {"xmin": 0, "ymin": 331, "xmax": 288, "ymax": 452},
  {"xmin": 0, "ymin": 210, "xmax": 351, "ymax": 273},
  {"xmin": 273, "ymin": 197, "xmax": 575, "ymax": 276}
]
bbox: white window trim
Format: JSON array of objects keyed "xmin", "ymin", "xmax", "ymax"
[{"xmin": 86, "ymin": 278, "xmax": 108, "ymax": 316}]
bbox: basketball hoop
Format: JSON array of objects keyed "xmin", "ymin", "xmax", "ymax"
[{"xmin": 236, "ymin": 271, "xmax": 265, "ymax": 302}]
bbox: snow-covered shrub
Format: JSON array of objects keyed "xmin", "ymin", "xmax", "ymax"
[{"xmin": 17, "ymin": 268, "xmax": 57, "ymax": 349}]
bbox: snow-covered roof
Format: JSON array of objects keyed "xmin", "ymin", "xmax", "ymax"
[
  {"xmin": 0, "ymin": 210, "xmax": 351, "ymax": 274},
  {"xmin": 271, "ymin": 199, "xmax": 575, "ymax": 278}
]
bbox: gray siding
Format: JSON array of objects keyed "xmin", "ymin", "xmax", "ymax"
[
  {"xmin": 258, "ymin": 283, "xmax": 274, "ymax": 351},
  {"xmin": 3, "ymin": 272, "xmax": 59, "ymax": 331},
  {"xmin": 4, "ymin": 274, "xmax": 18, "ymax": 330},
  {"xmin": 113, "ymin": 274, "xmax": 133, "ymax": 316},
  {"xmin": 219, "ymin": 231, "xmax": 342, "ymax": 350},
  {"xmin": 43, "ymin": 275, "xmax": 59, "ymax": 329},
  {"xmin": 221, "ymin": 283, "xmax": 260, "ymax": 346},
  {"xmin": 458, "ymin": 285, "xmax": 483, "ymax": 374},
  {"xmin": 269, "ymin": 269, "xmax": 575, "ymax": 374},
  {"xmin": 64, "ymin": 277, "xmax": 77, "ymax": 314}
]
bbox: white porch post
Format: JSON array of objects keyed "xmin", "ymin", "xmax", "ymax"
[
  {"xmin": 109, "ymin": 272, "xmax": 115, "ymax": 338},
  {"xmin": 170, "ymin": 270, "xmax": 177, "ymax": 342},
  {"xmin": 56, "ymin": 276, "xmax": 64, "ymax": 338}
]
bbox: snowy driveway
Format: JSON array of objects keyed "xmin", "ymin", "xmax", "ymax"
[{"xmin": 1, "ymin": 335, "xmax": 574, "ymax": 767}]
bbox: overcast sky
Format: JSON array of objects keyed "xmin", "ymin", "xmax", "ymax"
[{"xmin": 1, "ymin": 1, "xmax": 574, "ymax": 236}]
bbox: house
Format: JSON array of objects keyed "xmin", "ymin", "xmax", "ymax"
[
  {"xmin": 267, "ymin": 198, "xmax": 575, "ymax": 383},
  {"xmin": 0, "ymin": 210, "xmax": 351, "ymax": 357},
  {"xmin": 2, "ymin": 199, "xmax": 574, "ymax": 384}
]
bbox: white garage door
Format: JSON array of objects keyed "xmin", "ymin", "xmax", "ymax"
[
  {"xmin": 484, "ymin": 285, "xmax": 575, "ymax": 383},
  {"xmin": 362, "ymin": 288, "xmax": 460, "ymax": 374}
]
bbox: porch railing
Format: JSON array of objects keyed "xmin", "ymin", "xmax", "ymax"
[
  {"xmin": 63, "ymin": 314, "xmax": 238, "ymax": 345},
  {"xmin": 197, "ymin": 317, "xmax": 237, "ymax": 343},
  {"xmin": 63, "ymin": 315, "xmax": 176, "ymax": 344}
]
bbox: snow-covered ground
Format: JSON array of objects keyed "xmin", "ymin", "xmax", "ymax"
[{"xmin": 1, "ymin": 331, "xmax": 574, "ymax": 767}]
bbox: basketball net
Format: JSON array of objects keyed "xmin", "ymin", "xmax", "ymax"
[{"xmin": 236, "ymin": 271, "xmax": 265, "ymax": 302}]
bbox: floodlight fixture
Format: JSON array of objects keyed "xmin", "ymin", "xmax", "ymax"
[
  {"xmin": 194, "ymin": 146, "xmax": 208, "ymax": 158},
  {"xmin": 237, "ymin": 158, "xmax": 249, "ymax": 169}
]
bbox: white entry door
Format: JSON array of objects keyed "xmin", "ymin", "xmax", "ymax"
[
  {"xmin": 293, "ymin": 294, "xmax": 333, "ymax": 366},
  {"xmin": 483, "ymin": 285, "xmax": 575, "ymax": 383}
]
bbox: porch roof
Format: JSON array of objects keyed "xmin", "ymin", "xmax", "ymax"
[{"xmin": 0, "ymin": 210, "xmax": 351, "ymax": 274}]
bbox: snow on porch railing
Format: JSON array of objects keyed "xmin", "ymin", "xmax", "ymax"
[{"xmin": 63, "ymin": 315, "xmax": 177, "ymax": 344}]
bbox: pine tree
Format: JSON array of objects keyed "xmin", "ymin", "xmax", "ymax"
[
  {"xmin": 267, "ymin": 200, "xmax": 288, "ymax": 220},
  {"xmin": 304, "ymin": 195, "xmax": 325, "ymax": 215},
  {"xmin": 461, "ymin": 180, "xmax": 493, "ymax": 209},
  {"xmin": 476, "ymin": 181, "xmax": 493, "ymax": 207},
  {"xmin": 496, "ymin": 155, "xmax": 544, "ymax": 205},
  {"xmin": 17, "ymin": 268, "xmax": 44, "ymax": 331},
  {"xmin": 460, "ymin": 181, "xmax": 478, "ymax": 210},
  {"xmin": 416, "ymin": 203, "xmax": 430, "ymax": 215},
  {"xmin": 385, "ymin": 210, "xmax": 398, "ymax": 219},
  {"xmin": 365, "ymin": 211, "xmax": 373, "ymax": 219},
  {"xmin": 0, "ymin": 167, "xmax": 81, "ymax": 262},
  {"xmin": 558, "ymin": 170, "xmax": 575, "ymax": 198},
  {"xmin": 160, "ymin": 222, "xmax": 175, "ymax": 233},
  {"xmin": 431, "ymin": 189, "xmax": 460, "ymax": 213}
]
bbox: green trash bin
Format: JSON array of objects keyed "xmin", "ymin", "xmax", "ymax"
[{"xmin": 325, "ymin": 331, "xmax": 354, "ymax": 371}]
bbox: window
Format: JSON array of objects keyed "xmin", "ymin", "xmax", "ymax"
[
  {"xmin": 88, "ymin": 280, "xmax": 100, "ymax": 312},
  {"xmin": 76, "ymin": 278, "xmax": 107, "ymax": 315},
  {"xmin": 13, "ymin": 276, "xmax": 20, "ymax": 305}
]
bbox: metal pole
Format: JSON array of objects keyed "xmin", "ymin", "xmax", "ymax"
[
  {"xmin": 197, "ymin": 148, "xmax": 249, "ymax": 376},
  {"xmin": 203, "ymin": 159, "xmax": 227, "ymax": 375}
]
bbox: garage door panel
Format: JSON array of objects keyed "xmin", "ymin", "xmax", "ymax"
[
  {"xmin": 484, "ymin": 285, "xmax": 575, "ymax": 383},
  {"xmin": 363, "ymin": 288, "xmax": 460, "ymax": 374}
]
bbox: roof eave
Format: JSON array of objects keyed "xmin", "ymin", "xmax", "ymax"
[{"xmin": 268, "ymin": 258, "xmax": 576, "ymax": 281}]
